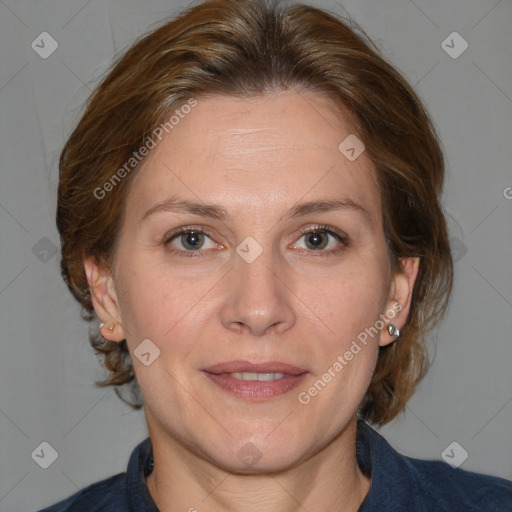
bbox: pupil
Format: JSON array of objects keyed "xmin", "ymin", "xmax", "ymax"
[
  {"xmin": 184, "ymin": 231, "xmax": 203, "ymax": 249},
  {"xmin": 307, "ymin": 232, "xmax": 327, "ymax": 250}
]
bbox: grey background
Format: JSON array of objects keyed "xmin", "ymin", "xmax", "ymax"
[{"xmin": 0, "ymin": 0, "xmax": 511, "ymax": 510}]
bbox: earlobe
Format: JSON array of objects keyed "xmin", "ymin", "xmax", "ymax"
[
  {"xmin": 83, "ymin": 256, "xmax": 125, "ymax": 342},
  {"xmin": 379, "ymin": 256, "xmax": 420, "ymax": 347}
]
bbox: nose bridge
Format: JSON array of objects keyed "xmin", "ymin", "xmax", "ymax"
[
  {"xmin": 220, "ymin": 239, "xmax": 295, "ymax": 336},
  {"xmin": 237, "ymin": 241, "xmax": 278, "ymax": 293}
]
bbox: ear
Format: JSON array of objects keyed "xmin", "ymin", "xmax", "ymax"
[
  {"xmin": 83, "ymin": 256, "xmax": 126, "ymax": 342},
  {"xmin": 379, "ymin": 256, "xmax": 420, "ymax": 347}
]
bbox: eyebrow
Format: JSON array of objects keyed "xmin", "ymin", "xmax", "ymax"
[{"xmin": 141, "ymin": 196, "xmax": 373, "ymax": 226}]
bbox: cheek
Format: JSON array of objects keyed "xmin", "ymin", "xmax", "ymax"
[
  {"xmin": 308, "ymin": 258, "xmax": 389, "ymax": 342},
  {"xmin": 114, "ymin": 255, "xmax": 170, "ymax": 337},
  {"xmin": 114, "ymin": 253, "xmax": 214, "ymax": 346},
  {"xmin": 303, "ymin": 267, "xmax": 385, "ymax": 402}
]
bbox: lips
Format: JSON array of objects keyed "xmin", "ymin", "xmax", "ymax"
[
  {"xmin": 202, "ymin": 360, "xmax": 308, "ymax": 376},
  {"xmin": 201, "ymin": 360, "xmax": 310, "ymax": 400}
]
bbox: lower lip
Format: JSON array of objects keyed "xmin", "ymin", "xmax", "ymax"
[{"xmin": 202, "ymin": 372, "xmax": 309, "ymax": 400}]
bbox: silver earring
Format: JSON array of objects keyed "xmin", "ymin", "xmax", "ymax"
[
  {"xmin": 99, "ymin": 322, "xmax": 105, "ymax": 329},
  {"xmin": 387, "ymin": 324, "xmax": 401, "ymax": 338}
]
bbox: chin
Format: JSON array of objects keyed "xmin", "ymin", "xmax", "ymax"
[{"xmin": 209, "ymin": 442, "xmax": 309, "ymax": 475}]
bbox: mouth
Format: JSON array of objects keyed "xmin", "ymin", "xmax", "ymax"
[
  {"xmin": 225, "ymin": 372, "xmax": 288, "ymax": 381},
  {"xmin": 201, "ymin": 360, "xmax": 309, "ymax": 400}
]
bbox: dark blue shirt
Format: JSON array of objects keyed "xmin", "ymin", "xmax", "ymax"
[{"xmin": 38, "ymin": 420, "xmax": 512, "ymax": 511}]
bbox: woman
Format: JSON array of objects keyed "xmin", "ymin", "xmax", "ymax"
[{"xmin": 39, "ymin": 0, "xmax": 511, "ymax": 510}]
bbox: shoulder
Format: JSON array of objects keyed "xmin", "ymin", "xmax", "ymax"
[
  {"xmin": 37, "ymin": 472, "xmax": 127, "ymax": 512},
  {"xmin": 403, "ymin": 452, "xmax": 512, "ymax": 511},
  {"xmin": 357, "ymin": 421, "xmax": 512, "ymax": 512},
  {"xmin": 37, "ymin": 436, "xmax": 155, "ymax": 511}
]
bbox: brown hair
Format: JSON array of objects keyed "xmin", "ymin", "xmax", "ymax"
[{"xmin": 57, "ymin": 0, "xmax": 453, "ymax": 425}]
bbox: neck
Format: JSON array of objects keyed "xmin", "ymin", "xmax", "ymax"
[{"xmin": 145, "ymin": 416, "xmax": 370, "ymax": 512}]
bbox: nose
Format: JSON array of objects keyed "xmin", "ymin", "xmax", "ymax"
[{"xmin": 219, "ymin": 245, "xmax": 296, "ymax": 337}]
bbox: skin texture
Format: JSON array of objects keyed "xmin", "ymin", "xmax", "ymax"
[{"xmin": 85, "ymin": 90, "xmax": 419, "ymax": 512}]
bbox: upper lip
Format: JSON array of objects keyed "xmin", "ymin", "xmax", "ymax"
[{"xmin": 202, "ymin": 360, "xmax": 308, "ymax": 376}]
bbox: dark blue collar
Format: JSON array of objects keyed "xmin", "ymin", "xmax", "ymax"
[
  {"xmin": 125, "ymin": 420, "xmax": 420, "ymax": 511},
  {"xmin": 356, "ymin": 419, "xmax": 419, "ymax": 510}
]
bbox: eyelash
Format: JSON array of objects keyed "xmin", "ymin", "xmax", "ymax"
[{"xmin": 163, "ymin": 224, "xmax": 348, "ymax": 258}]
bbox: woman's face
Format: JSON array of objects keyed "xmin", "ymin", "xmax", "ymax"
[{"xmin": 89, "ymin": 90, "xmax": 417, "ymax": 472}]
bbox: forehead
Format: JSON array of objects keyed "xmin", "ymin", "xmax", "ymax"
[{"xmin": 127, "ymin": 90, "xmax": 381, "ymax": 224}]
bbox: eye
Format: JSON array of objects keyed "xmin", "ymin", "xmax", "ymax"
[
  {"xmin": 163, "ymin": 224, "xmax": 348, "ymax": 258},
  {"xmin": 164, "ymin": 227, "xmax": 219, "ymax": 256},
  {"xmin": 292, "ymin": 225, "xmax": 348, "ymax": 255}
]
